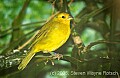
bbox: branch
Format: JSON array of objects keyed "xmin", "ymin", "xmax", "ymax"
[
  {"xmin": 0, "ymin": 49, "xmax": 83, "ymax": 71},
  {"xmin": 83, "ymin": 40, "xmax": 120, "ymax": 52},
  {"xmin": 0, "ymin": 21, "xmax": 45, "ymax": 38},
  {"xmin": 2, "ymin": 26, "xmax": 42, "ymax": 54},
  {"xmin": 11, "ymin": 0, "xmax": 30, "ymax": 42}
]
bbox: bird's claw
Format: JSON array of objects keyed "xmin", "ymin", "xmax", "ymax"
[
  {"xmin": 52, "ymin": 53, "xmax": 63, "ymax": 60},
  {"xmin": 44, "ymin": 53, "xmax": 63, "ymax": 65}
]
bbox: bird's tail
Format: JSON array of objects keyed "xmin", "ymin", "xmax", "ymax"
[{"xmin": 18, "ymin": 50, "xmax": 35, "ymax": 70}]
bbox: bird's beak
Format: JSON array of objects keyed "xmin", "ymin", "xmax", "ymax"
[{"xmin": 68, "ymin": 16, "xmax": 73, "ymax": 20}]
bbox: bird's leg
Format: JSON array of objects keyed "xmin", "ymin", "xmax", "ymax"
[
  {"xmin": 50, "ymin": 52, "xmax": 63, "ymax": 60},
  {"xmin": 44, "ymin": 52, "xmax": 63, "ymax": 65}
]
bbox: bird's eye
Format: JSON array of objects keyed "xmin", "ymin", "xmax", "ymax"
[{"xmin": 62, "ymin": 16, "xmax": 65, "ymax": 18}]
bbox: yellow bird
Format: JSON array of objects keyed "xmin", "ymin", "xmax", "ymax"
[{"xmin": 18, "ymin": 12, "xmax": 73, "ymax": 70}]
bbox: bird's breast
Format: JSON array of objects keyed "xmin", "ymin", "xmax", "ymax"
[{"xmin": 45, "ymin": 23, "xmax": 71, "ymax": 51}]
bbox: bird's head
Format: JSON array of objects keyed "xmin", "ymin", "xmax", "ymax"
[{"xmin": 53, "ymin": 12, "xmax": 73, "ymax": 23}]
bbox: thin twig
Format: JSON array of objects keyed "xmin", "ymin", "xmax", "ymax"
[
  {"xmin": 2, "ymin": 26, "xmax": 42, "ymax": 54},
  {"xmin": 83, "ymin": 40, "xmax": 120, "ymax": 52},
  {"xmin": 0, "ymin": 21, "xmax": 45, "ymax": 38},
  {"xmin": 18, "ymin": 30, "xmax": 39, "ymax": 50}
]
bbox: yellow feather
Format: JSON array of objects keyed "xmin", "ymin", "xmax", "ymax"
[{"xmin": 18, "ymin": 12, "xmax": 72, "ymax": 70}]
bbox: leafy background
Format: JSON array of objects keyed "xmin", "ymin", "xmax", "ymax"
[{"xmin": 0, "ymin": 0, "xmax": 120, "ymax": 78}]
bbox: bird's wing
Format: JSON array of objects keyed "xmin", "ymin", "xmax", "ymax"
[{"xmin": 29, "ymin": 23, "xmax": 52, "ymax": 49}]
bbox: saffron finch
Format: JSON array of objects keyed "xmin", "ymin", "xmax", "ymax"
[{"xmin": 18, "ymin": 12, "xmax": 73, "ymax": 70}]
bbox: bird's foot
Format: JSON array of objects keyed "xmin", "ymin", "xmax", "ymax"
[
  {"xmin": 44, "ymin": 53, "xmax": 63, "ymax": 65},
  {"xmin": 52, "ymin": 53, "xmax": 63, "ymax": 60}
]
